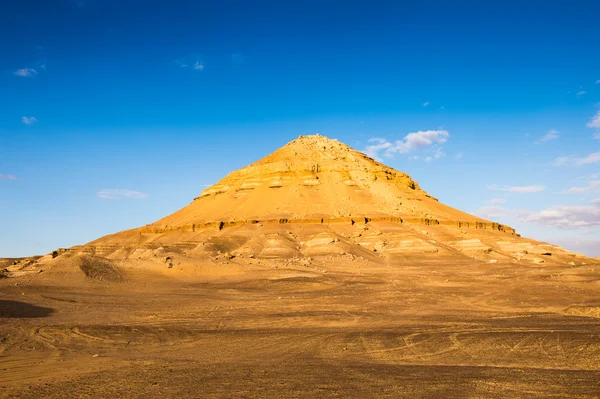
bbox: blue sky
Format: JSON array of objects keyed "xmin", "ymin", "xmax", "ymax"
[{"xmin": 1, "ymin": 0, "xmax": 599, "ymax": 257}]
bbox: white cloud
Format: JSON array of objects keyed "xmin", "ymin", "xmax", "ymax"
[
  {"xmin": 487, "ymin": 184, "xmax": 546, "ymax": 193},
  {"xmin": 550, "ymin": 237, "xmax": 600, "ymax": 257},
  {"xmin": 365, "ymin": 138, "xmax": 392, "ymax": 159},
  {"xmin": 97, "ymin": 189, "xmax": 148, "ymax": 200},
  {"xmin": 476, "ymin": 198, "xmax": 600, "ymax": 231},
  {"xmin": 522, "ymin": 199, "xmax": 600, "ymax": 229},
  {"xmin": 14, "ymin": 68, "xmax": 37, "ymax": 77},
  {"xmin": 561, "ymin": 180, "xmax": 600, "ymax": 194},
  {"xmin": 535, "ymin": 129, "xmax": 559, "ymax": 144},
  {"xmin": 553, "ymin": 156, "xmax": 570, "ymax": 166},
  {"xmin": 455, "ymin": 152, "xmax": 463, "ymax": 159},
  {"xmin": 422, "ymin": 101, "xmax": 430, "ymax": 107},
  {"xmin": 473, "ymin": 205, "xmax": 510, "ymax": 219},
  {"xmin": 576, "ymin": 152, "xmax": 600, "ymax": 165},
  {"xmin": 562, "ymin": 186, "xmax": 590, "ymax": 194},
  {"xmin": 577, "ymin": 90, "xmax": 586, "ymax": 97},
  {"xmin": 587, "ymin": 110, "xmax": 600, "ymax": 130},
  {"xmin": 21, "ymin": 116, "xmax": 38, "ymax": 125},
  {"xmin": 486, "ymin": 198, "xmax": 506, "ymax": 205},
  {"xmin": 473, "ymin": 205, "xmax": 530, "ymax": 221},
  {"xmin": 365, "ymin": 130, "xmax": 449, "ymax": 160},
  {"xmin": 554, "ymin": 152, "xmax": 600, "ymax": 166},
  {"xmin": 388, "ymin": 130, "xmax": 449, "ymax": 154},
  {"xmin": 0, "ymin": 173, "xmax": 17, "ymax": 180},
  {"xmin": 424, "ymin": 156, "xmax": 433, "ymax": 162},
  {"xmin": 175, "ymin": 54, "xmax": 205, "ymax": 71}
]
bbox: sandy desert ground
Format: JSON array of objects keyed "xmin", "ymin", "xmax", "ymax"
[
  {"xmin": 2, "ymin": 248, "xmax": 600, "ymax": 398},
  {"xmin": 2, "ymin": 136, "xmax": 600, "ymax": 398}
]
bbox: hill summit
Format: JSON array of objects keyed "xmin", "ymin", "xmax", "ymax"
[{"xmin": 133, "ymin": 134, "xmax": 508, "ymax": 232}]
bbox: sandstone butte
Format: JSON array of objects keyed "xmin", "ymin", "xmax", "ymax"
[{"xmin": 3, "ymin": 134, "xmax": 598, "ymax": 279}]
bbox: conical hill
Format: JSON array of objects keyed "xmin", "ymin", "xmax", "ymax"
[
  {"xmin": 77, "ymin": 134, "xmax": 593, "ymax": 267},
  {"xmin": 142, "ymin": 134, "xmax": 507, "ymax": 232}
]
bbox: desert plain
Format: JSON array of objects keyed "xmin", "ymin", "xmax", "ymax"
[{"xmin": 2, "ymin": 135, "xmax": 600, "ymax": 398}]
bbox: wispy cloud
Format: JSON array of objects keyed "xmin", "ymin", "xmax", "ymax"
[
  {"xmin": 455, "ymin": 152, "xmax": 463, "ymax": 159},
  {"xmin": 576, "ymin": 152, "xmax": 600, "ymax": 165},
  {"xmin": 577, "ymin": 90, "xmax": 586, "ymax": 97},
  {"xmin": 14, "ymin": 68, "xmax": 37, "ymax": 77},
  {"xmin": 561, "ymin": 181, "xmax": 600, "ymax": 195},
  {"xmin": 365, "ymin": 138, "xmax": 392, "ymax": 159},
  {"xmin": 97, "ymin": 189, "xmax": 148, "ymax": 200},
  {"xmin": 522, "ymin": 199, "xmax": 600, "ymax": 229},
  {"xmin": 174, "ymin": 54, "xmax": 205, "ymax": 71},
  {"xmin": 587, "ymin": 172, "xmax": 600, "ymax": 180},
  {"xmin": 588, "ymin": 110, "xmax": 600, "ymax": 132},
  {"xmin": 486, "ymin": 198, "xmax": 506, "ymax": 205},
  {"xmin": 475, "ymin": 199, "xmax": 600, "ymax": 231},
  {"xmin": 422, "ymin": 101, "xmax": 430, "ymax": 107},
  {"xmin": 553, "ymin": 151, "xmax": 600, "ymax": 166},
  {"xmin": 365, "ymin": 130, "xmax": 449, "ymax": 160},
  {"xmin": 553, "ymin": 156, "xmax": 570, "ymax": 166},
  {"xmin": 487, "ymin": 184, "xmax": 545, "ymax": 193},
  {"xmin": 425, "ymin": 148, "xmax": 445, "ymax": 162},
  {"xmin": 562, "ymin": 186, "xmax": 590, "ymax": 194},
  {"xmin": 473, "ymin": 205, "xmax": 510, "ymax": 219},
  {"xmin": 473, "ymin": 205, "xmax": 528, "ymax": 220},
  {"xmin": 0, "ymin": 173, "xmax": 18, "ymax": 180},
  {"xmin": 550, "ymin": 236, "xmax": 600, "ymax": 257},
  {"xmin": 534, "ymin": 129, "xmax": 559, "ymax": 144},
  {"xmin": 21, "ymin": 116, "xmax": 38, "ymax": 125}
]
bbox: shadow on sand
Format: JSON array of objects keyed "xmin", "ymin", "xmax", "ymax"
[{"xmin": 0, "ymin": 300, "xmax": 54, "ymax": 318}]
